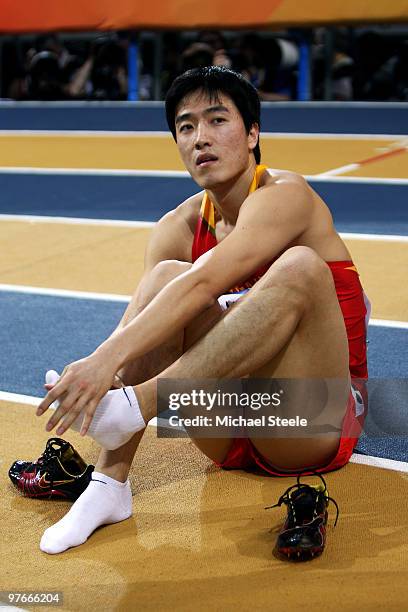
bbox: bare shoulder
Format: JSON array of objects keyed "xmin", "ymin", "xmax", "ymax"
[
  {"xmin": 173, "ymin": 191, "xmax": 203, "ymax": 232},
  {"xmin": 261, "ymin": 168, "xmax": 311, "ymax": 194},
  {"xmin": 261, "ymin": 168, "xmax": 330, "ymax": 215},
  {"xmin": 242, "ymin": 168, "xmax": 312, "ymax": 216},
  {"xmin": 146, "ymin": 191, "xmax": 202, "ymax": 267},
  {"xmin": 155, "ymin": 191, "xmax": 202, "ymax": 233}
]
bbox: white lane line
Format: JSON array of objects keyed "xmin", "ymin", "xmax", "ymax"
[
  {"xmin": 340, "ymin": 233, "xmax": 408, "ymax": 242},
  {"xmin": 0, "ymin": 166, "xmax": 407, "ymax": 184},
  {"xmin": 1, "ymin": 390, "xmax": 406, "ymax": 473},
  {"xmin": 1, "ymin": 284, "xmax": 407, "ymax": 330},
  {"xmin": 1, "ymin": 214, "xmax": 407, "ymax": 242},
  {"xmin": 0, "ymin": 130, "xmax": 171, "ymax": 137},
  {"xmin": 0, "ymin": 391, "xmax": 39, "ymax": 406},
  {"xmin": 306, "ymin": 176, "xmax": 408, "ymax": 185},
  {"xmin": 316, "ymin": 138, "xmax": 408, "ymax": 178},
  {"xmin": 0, "ymin": 283, "xmax": 131, "ymax": 302},
  {"xmin": 0, "ymin": 390, "xmax": 159, "ymax": 427},
  {"xmin": 263, "ymin": 133, "xmax": 408, "ymax": 140},
  {"xmin": 314, "ymin": 164, "xmax": 361, "ymax": 177},
  {"xmin": 0, "ymin": 100, "xmax": 165, "ymax": 108},
  {"xmin": 369, "ymin": 319, "xmax": 408, "ymax": 329},
  {"xmin": 1, "ymin": 130, "xmax": 407, "ymax": 140},
  {"xmin": 0, "ymin": 214, "xmax": 156, "ymax": 228},
  {"xmin": 350, "ymin": 453, "xmax": 408, "ymax": 473},
  {"xmin": 1, "ymin": 99, "xmax": 407, "ymax": 108},
  {"xmin": 0, "ymin": 167, "xmax": 190, "ymax": 177}
]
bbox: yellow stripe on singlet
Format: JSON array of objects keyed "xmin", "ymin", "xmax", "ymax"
[{"xmin": 199, "ymin": 164, "xmax": 268, "ymax": 235}]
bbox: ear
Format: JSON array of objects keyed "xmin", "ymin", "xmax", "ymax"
[{"xmin": 247, "ymin": 123, "xmax": 259, "ymax": 152}]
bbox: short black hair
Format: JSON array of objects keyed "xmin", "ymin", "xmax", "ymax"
[{"xmin": 165, "ymin": 66, "xmax": 261, "ymax": 164}]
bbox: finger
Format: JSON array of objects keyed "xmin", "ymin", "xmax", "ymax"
[
  {"xmin": 37, "ymin": 395, "xmax": 60, "ymax": 417},
  {"xmin": 78, "ymin": 398, "xmax": 100, "ymax": 436},
  {"xmin": 45, "ymin": 388, "xmax": 82, "ymax": 432},
  {"xmin": 39, "ymin": 370, "xmax": 62, "ymax": 410},
  {"xmin": 56, "ymin": 393, "xmax": 99, "ymax": 437},
  {"xmin": 37, "ymin": 380, "xmax": 70, "ymax": 416}
]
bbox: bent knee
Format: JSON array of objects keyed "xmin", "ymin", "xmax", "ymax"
[
  {"xmin": 141, "ymin": 260, "xmax": 192, "ymax": 303},
  {"xmin": 277, "ymin": 246, "xmax": 329, "ymax": 276},
  {"xmin": 265, "ymin": 246, "xmax": 333, "ymax": 295},
  {"xmin": 151, "ymin": 259, "xmax": 192, "ymax": 282}
]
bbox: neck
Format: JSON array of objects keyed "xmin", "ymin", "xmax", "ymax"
[{"xmin": 205, "ymin": 159, "xmax": 257, "ymax": 225}]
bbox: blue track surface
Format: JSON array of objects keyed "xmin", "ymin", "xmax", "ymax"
[
  {"xmin": 0, "ymin": 103, "xmax": 407, "ymax": 134},
  {"xmin": 1, "ymin": 104, "xmax": 407, "ymax": 466},
  {"xmin": 1, "ymin": 292, "xmax": 407, "ymax": 397},
  {"xmin": 1, "ymin": 293, "xmax": 126, "ymax": 398},
  {"xmin": 1, "ymin": 174, "xmax": 407, "ymax": 235},
  {"xmin": 1, "ymin": 291, "xmax": 407, "ymax": 461}
]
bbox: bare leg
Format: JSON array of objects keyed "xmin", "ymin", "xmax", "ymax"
[
  {"xmin": 39, "ymin": 247, "xmax": 350, "ymax": 555},
  {"xmin": 134, "ymin": 247, "xmax": 350, "ymax": 471},
  {"xmin": 95, "ymin": 260, "xmax": 229, "ymax": 481},
  {"xmin": 40, "ymin": 261, "xmax": 230, "ymax": 554}
]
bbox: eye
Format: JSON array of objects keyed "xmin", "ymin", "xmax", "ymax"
[
  {"xmin": 178, "ymin": 123, "xmax": 193, "ymax": 133},
  {"xmin": 212, "ymin": 117, "xmax": 226, "ymax": 124}
]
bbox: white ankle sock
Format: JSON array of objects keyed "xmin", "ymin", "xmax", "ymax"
[
  {"xmin": 40, "ymin": 471, "xmax": 132, "ymax": 554},
  {"xmin": 45, "ymin": 370, "xmax": 146, "ymax": 450}
]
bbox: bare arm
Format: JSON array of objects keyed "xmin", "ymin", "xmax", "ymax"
[
  {"xmin": 39, "ymin": 177, "xmax": 311, "ymax": 433},
  {"xmin": 114, "ymin": 205, "xmax": 194, "ymax": 331},
  {"xmin": 37, "ymin": 201, "xmax": 195, "ymax": 431},
  {"xmin": 65, "ymin": 58, "xmax": 94, "ymax": 98},
  {"xmin": 99, "ymin": 175, "xmax": 312, "ymax": 368}
]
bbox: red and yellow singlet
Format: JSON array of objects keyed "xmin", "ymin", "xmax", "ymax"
[{"xmin": 191, "ymin": 165, "xmax": 369, "ymax": 379}]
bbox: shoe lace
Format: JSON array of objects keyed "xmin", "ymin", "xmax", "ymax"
[
  {"xmin": 35, "ymin": 438, "xmax": 67, "ymax": 483},
  {"xmin": 265, "ymin": 471, "xmax": 340, "ymax": 527}
]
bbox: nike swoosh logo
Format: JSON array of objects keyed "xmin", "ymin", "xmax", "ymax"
[{"xmin": 38, "ymin": 474, "xmax": 75, "ymax": 488}]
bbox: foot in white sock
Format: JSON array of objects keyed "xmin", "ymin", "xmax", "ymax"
[
  {"xmin": 40, "ymin": 471, "xmax": 132, "ymax": 554},
  {"xmin": 45, "ymin": 370, "xmax": 146, "ymax": 451}
]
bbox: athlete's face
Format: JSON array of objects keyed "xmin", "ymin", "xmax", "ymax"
[{"xmin": 174, "ymin": 90, "xmax": 259, "ymax": 189}]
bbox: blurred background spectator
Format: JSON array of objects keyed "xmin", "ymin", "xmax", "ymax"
[
  {"xmin": 393, "ymin": 41, "xmax": 408, "ymax": 101},
  {"xmin": 7, "ymin": 34, "xmax": 80, "ymax": 99},
  {"xmin": 181, "ymin": 42, "xmax": 215, "ymax": 72},
  {"xmin": 1, "ymin": 27, "xmax": 407, "ymax": 102},
  {"xmin": 28, "ymin": 50, "xmax": 70, "ymax": 100},
  {"xmin": 4, "ymin": 33, "xmax": 127, "ymax": 100},
  {"xmin": 234, "ymin": 34, "xmax": 298, "ymax": 101},
  {"xmin": 86, "ymin": 35, "xmax": 128, "ymax": 100},
  {"xmin": 313, "ymin": 28, "xmax": 354, "ymax": 101},
  {"xmin": 353, "ymin": 31, "xmax": 398, "ymax": 101}
]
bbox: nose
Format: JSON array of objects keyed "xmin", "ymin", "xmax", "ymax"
[{"xmin": 194, "ymin": 121, "xmax": 211, "ymax": 150}]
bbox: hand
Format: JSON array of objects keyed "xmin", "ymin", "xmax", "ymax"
[{"xmin": 36, "ymin": 353, "xmax": 117, "ymax": 437}]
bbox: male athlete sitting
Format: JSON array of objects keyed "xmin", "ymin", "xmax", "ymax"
[{"xmin": 37, "ymin": 66, "xmax": 369, "ymax": 554}]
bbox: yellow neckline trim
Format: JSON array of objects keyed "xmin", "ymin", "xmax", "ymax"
[
  {"xmin": 201, "ymin": 164, "xmax": 268, "ymax": 231},
  {"xmin": 248, "ymin": 164, "xmax": 268, "ymax": 195}
]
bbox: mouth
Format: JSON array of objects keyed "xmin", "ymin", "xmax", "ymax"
[{"xmin": 196, "ymin": 154, "xmax": 218, "ymax": 167}]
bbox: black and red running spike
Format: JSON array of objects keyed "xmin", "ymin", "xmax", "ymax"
[
  {"xmin": 266, "ymin": 472, "xmax": 339, "ymax": 561},
  {"xmin": 8, "ymin": 438, "xmax": 94, "ymax": 501}
]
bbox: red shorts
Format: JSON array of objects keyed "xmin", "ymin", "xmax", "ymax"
[{"xmin": 214, "ymin": 388, "xmax": 366, "ymax": 477}]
